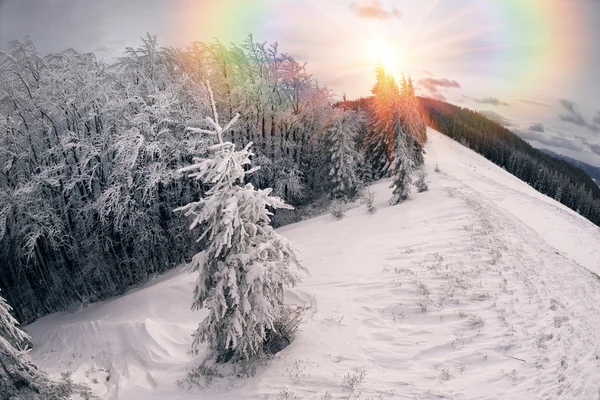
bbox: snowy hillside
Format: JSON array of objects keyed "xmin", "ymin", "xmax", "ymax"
[{"xmin": 26, "ymin": 128, "xmax": 600, "ymax": 399}]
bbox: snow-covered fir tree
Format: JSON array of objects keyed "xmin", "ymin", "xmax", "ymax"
[
  {"xmin": 365, "ymin": 62, "xmax": 398, "ymax": 180},
  {"xmin": 325, "ymin": 110, "xmax": 361, "ymax": 202},
  {"xmin": 404, "ymin": 78, "xmax": 427, "ymax": 144},
  {"xmin": 0, "ymin": 294, "xmax": 65, "ymax": 399},
  {"xmin": 175, "ymin": 82, "xmax": 307, "ymax": 363},
  {"xmin": 389, "ymin": 117, "xmax": 414, "ymax": 205},
  {"xmin": 400, "ymin": 76, "xmax": 427, "ymax": 167}
]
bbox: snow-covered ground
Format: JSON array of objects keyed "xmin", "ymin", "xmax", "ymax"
[{"xmin": 26, "ymin": 128, "xmax": 600, "ymax": 399}]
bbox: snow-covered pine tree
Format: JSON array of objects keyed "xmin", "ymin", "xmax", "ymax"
[
  {"xmin": 0, "ymin": 295, "xmax": 29, "ymax": 350},
  {"xmin": 175, "ymin": 82, "xmax": 307, "ymax": 364},
  {"xmin": 390, "ymin": 116, "xmax": 414, "ymax": 205},
  {"xmin": 325, "ymin": 110, "xmax": 360, "ymax": 202},
  {"xmin": 0, "ymin": 293, "xmax": 64, "ymax": 399},
  {"xmin": 365, "ymin": 62, "xmax": 397, "ymax": 180},
  {"xmin": 400, "ymin": 77, "xmax": 427, "ymax": 167}
]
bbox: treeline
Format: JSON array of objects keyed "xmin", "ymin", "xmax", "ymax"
[
  {"xmin": 0, "ymin": 31, "xmax": 428, "ymax": 324},
  {"xmin": 419, "ymin": 98, "xmax": 600, "ymax": 225},
  {"xmin": 0, "ymin": 34, "xmax": 344, "ymax": 323}
]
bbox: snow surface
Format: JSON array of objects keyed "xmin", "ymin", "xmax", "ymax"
[{"xmin": 26, "ymin": 128, "xmax": 600, "ymax": 399}]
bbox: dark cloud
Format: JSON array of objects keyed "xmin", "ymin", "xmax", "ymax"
[
  {"xmin": 558, "ymin": 99, "xmax": 599, "ymax": 133},
  {"xmin": 514, "ymin": 129, "xmax": 582, "ymax": 152},
  {"xmin": 418, "ymin": 78, "xmax": 461, "ymax": 89},
  {"xmin": 416, "ymin": 77, "xmax": 460, "ymax": 100},
  {"xmin": 528, "ymin": 122, "xmax": 545, "ymax": 132},
  {"xmin": 349, "ymin": 1, "xmax": 402, "ymax": 20},
  {"xmin": 472, "ymin": 97, "xmax": 510, "ymax": 107},
  {"xmin": 517, "ymin": 98, "xmax": 552, "ymax": 108},
  {"xmin": 593, "ymin": 111, "xmax": 600, "ymax": 127},
  {"xmin": 588, "ymin": 143, "xmax": 600, "ymax": 156},
  {"xmin": 559, "ymin": 99, "xmax": 586, "ymax": 126},
  {"xmin": 578, "ymin": 137, "xmax": 600, "ymax": 157},
  {"xmin": 480, "ymin": 110, "xmax": 513, "ymax": 127}
]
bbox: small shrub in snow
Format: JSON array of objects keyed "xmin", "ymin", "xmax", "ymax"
[
  {"xmin": 439, "ymin": 368, "xmax": 451, "ymax": 381},
  {"xmin": 176, "ymin": 360, "xmax": 223, "ymax": 390},
  {"xmin": 323, "ymin": 315, "xmax": 344, "ymax": 325},
  {"xmin": 414, "ymin": 169, "xmax": 429, "ymax": 193},
  {"xmin": 467, "ymin": 314, "xmax": 485, "ymax": 328},
  {"xmin": 331, "ymin": 201, "xmax": 346, "ymax": 220},
  {"xmin": 341, "ymin": 370, "xmax": 366, "ymax": 393},
  {"xmin": 277, "ymin": 388, "xmax": 298, "ymax": 400},
  {"xmin": 361, "ymin": 187, "xmax": 377, "ymax": 214},
  {"xmin": 435, "ymin": 163, "xmax": 440, "ymax": 173},
  {"xmin": 413, "ymin": 280, "xmax": 431, "ymax": 296},
  {"xmin": 285, "ymin": 359, "xmax": 308, "ymax": 383},
  {"xmin": 266, "ymin": 306, "xmax": 304, "ymax": 356},
  {"xmin": 394, "ymin": 267, "xmax": 416, "ymax": 276}
]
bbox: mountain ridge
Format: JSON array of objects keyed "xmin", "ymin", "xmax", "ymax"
[{"xmin": 537, "ymin": 148, "xmax": 600, "ymax": 184}]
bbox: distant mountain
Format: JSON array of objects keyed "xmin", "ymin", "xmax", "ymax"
[
  {"xmin": 416, "ymin": 96, "xmax": 600, "ymax": 227},
  {"xmin": 538, "ymin": 149, "xmax": 600, "ymax": 185}
]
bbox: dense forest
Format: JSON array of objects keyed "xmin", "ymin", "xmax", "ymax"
[
  {"xmin": 0, "ymin": 34, "xmax": 425, "ymax": 326},
  {"xmin": 0, "ymin": 34, "xmax": 332, "ymax": 324},
  {"xmin": 0, "ymin": 33, "xmax": 430, "ymax": 394}
]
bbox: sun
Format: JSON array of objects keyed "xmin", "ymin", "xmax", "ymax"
[{"xmin": 373, "ymin": 43, "xmax": 401, "ymax": 74}]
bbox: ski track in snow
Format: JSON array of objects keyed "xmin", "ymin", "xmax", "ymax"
[{"xmin": 25, "ymin": 129, "xmax": 600, "ymax": 400}]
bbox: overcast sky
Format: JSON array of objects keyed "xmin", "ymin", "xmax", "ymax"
[{"xmin": 1, "ymin": 0, "xmax": 599, "ymax": 166}]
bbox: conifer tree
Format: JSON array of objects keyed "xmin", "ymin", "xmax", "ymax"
[
  {"xmin": 0, "ymin": 294, "xmax": 65, "ymax": 399},
  {"xmin": 400, "ymin": 76, "xmax": 427, "ymax": 167},
  {"xmin": 365, "ymin": 62, "xmax": 398, "ymax": 179},
  {"xmin": 325, "ymin": 110, "xmax": 360, "ymax": 202},
  {"xmin": 389, "ymin": 117, "xmax": 414, "ymax": 205},
  {"xmin": 176, "ymin": 82, "xmax": 307, "ymax": 363}
]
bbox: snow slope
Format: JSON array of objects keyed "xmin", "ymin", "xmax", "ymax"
[{"xmin": 25, "ymin": 128, "xmax": 600, "ymax": 400}]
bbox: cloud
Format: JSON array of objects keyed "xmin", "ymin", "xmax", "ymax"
[
  {"xmin": 559, "ymin": 99, "xmax": 586, "ymax": 126},
  {"xmin": 588, "ymin": 143, "xmax": 600, "ymax": 156},
  {"xmin": 350, "ymin": 1, "xmax": 402, "ymax": 20},
  {"xmin": 416, "ymin": 77, "xmax": 460, "ymax": 101},
  {"xmin": 558, "ymin": 99, "xmax": 599, "ymax": 133},
  {"xmin": 480, "ymin": 110, "xmax": 513, "ymax": 127},
  {"xmin": 528, "ymin": 122, "xmax": 545, "ymax": 132},
  {"xmin": 429, "ymin": 92, "xmax": 447, "ymax": 101},
  {"xmin": 418, "ymin": 78, "xmax": 461, "ymax": 89},
  {"xmin": 517, "ymin": 98, "xmax": 552, "ymax": 108},
  {"xmin": 578, "ymin": 137, "xmax": 600, "ymax": 157},
  {"xmin": 93, "ymin": 46, "xmax": 112, "ymax": 53},
  {"xmin": 514, "ymin": 128, "xmax": 582, "ymax": 152},
  {"xmin": 593, "ymin": 111, "xmax": 600, "ymax": 127},
  {"xmin": 472, "ymin": 97, "xmax": 510, "ymax": 107}
]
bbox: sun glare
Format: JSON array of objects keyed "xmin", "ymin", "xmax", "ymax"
[{"xmin": 370, "ymin": 42, "xmax": 402, "ymax": 75}]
